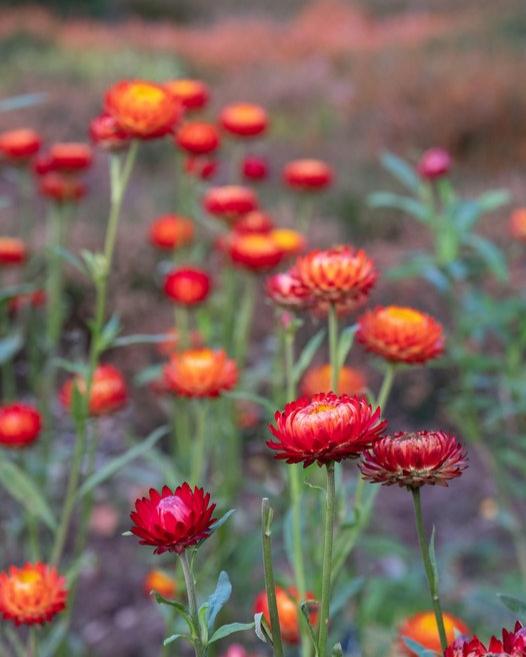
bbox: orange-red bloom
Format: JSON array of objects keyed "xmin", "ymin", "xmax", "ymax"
[
  {"xmin": 90, "ymin": 113, "xmax": 130, "ymax": 150},
  {"xmin": 144, "ymin": 569, "xmax": 177, "ymax": 598},
  {"xmin": 38, "ymin": 173, "xmax": 86, "ymax": 203},
  {"xmin": 301, "ymin": 364, "xmax": 366, "ymax": 397},
  {"xmin": 164, "ymin": 348, "xmax": 238, "ymax": 398},
  {"xmin": 444, "ymin": 622, "xmax": 525, "ymax": 657},
  {"xmin": 130, "ymin": 483, "xmax": 216, "ymax": 554},
  {"xmin": 0, "ymin": 563, "xmax": 67, "ymax": 626},
  {"xmin": 0, "ymin": 237, "xmax": 27, "ymax": 266},
  {"xmin": 283, "ymin": 159, "xmax": 333, "ymax": 190},
  {"xmin": 204, "ymin": 185, "xmax": 258, "ymax": 221},
  {"xmin": 220, "ymin": 102, "xmax": 268, "ymax": 138},
  {"xmin": 270, "ymin": 228, "xmax": 305, "ymax": 256},
  {"xmin": 49, "ymin": 143, "xmax": 92, "ymax": 172},
  {"xmin": 9, "ymin": 289, "xmax": 46, "ymax": 314},
  {"xmin": 163, "ymin": 267, "xmax": 211, "ymax": 306},
  {"xmin": 295, "ymin": 245, "xmax": 377, "ymax": 307},
  {"xmin": 235, "ymin": 210, "xmax": 274, "ymax": 234},
  {"xmin": 0, "ymin": 403, "xmax": 41, "ymax": 448},
  {"xmin": 265, "ymin": 269, "xmax": 312, "ymax": 309},
  {"xmin": 510, "ymin": 208, "xmax": 526, "ymax": 241},
  {"xmin": 149, "ymin": 214, "xmax": 194, "ymax": 250},
  {"xmin": 357, "ymin": 306, "xmax": 444, "ymax": 364},
  {"xmin": 165, "ymin": 79, "xmax": 209, "ymax": 111},
  {"xmin": 59, "ymin": 364, "xmax": 128, "ymax": 416},
  {"xmin": 242, "ymin": 155, "xmax": 269, "ymax": 181},
  {"xmin": 360, "ymin": 431, "xmax": 467, "ymax": 488},
  {"xmin": 400, "ymin": 611, "xmax": 470, "ymax": 657},
  {"xmin": 184, "ymin": 156, "xmax": 218, "ymax": 180},
  {"xmin": 253, "ymin": 587, "xmax": 317, "ymax": 644},
  {"xmin": 175, "ymin": 122, "xmax": 220, "ymax": 155},
  {"xmin": 268, "ymin": 392, "xmax": 386, "ymax": 467},
  {"xmin": 227, "ymin": 231, "xmax": 284, "ymax": 271},
  {"xmin": 418, "ymin": 148, "xmax": 452, "ymax": 180},
  {"xmin": 0, "ymin": 129, "xmax": 41, "ymax": 162},
  {"xmin": 105, "ymin": 80, "xmax": 181, "ymax": 139}
]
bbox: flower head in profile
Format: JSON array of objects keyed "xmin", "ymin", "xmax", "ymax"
[
  {"xmin": 105, "ymin": 80, "xmax": 181, "ymax": 139},
  {"xmin": 265, "ymin": 269, "xmax": 312, "ymax": 310},
  {"xmin": 226, "ymin": 231, "xmax": 284, "ymax": 272},
  {"xmin": 235, "ymin": 211, "xmax": 274, "ymax": 234},
  {"xmin": 149, "ymin": 214, "xmax": 194, "ymax": 250},
  {"xmin": 0, "ymin": 403, "xmax": 41, "ymax": 448},
  {"xmin": 130, "ymin": 483, "xmax": 216, "ymax": 554},
  {"xmin": 175, "ymin": 121, "xmax": 220, "ymax": 155},
  {"xmin": 0, "ymin": 563, "xmax": 67, "ymax": 626},
  {"xmin": 357, "ymin": 306, "xmax": 444, "ymax": 364},
  {"xmin": 510, "ymin": 208, "xmax": 526, "ymax": 242},
  {"xmin": 163, "ymin": 267, "xmax": 211, "ymax": 306},
  {"xmin": 38, "ymin": 174, "xmax": 86, "ymax": 204},
  {"xmin": 268, "ymin": 392, "xmax": 386, "ymax": 467},
  {"xmin": 165, "ymin": 79, "xmax": 209, "ymax": 111},
  {"xmin": 90, "ymin": 114, "xmax": 130, "ymax": 151},
  {"xmin": 185, "ymin": 156, "xmax": 218, "ymax": 181},
  {"xmin": 220, "ymin": 102, "xmax": 268, "ymax": 138},
  {"xmin": 242, "ymin": 155, "xmax": 269, "ymax": 182},
  {"xmin": 283, "ymin": 159, "xmax": 333, "ymax": 191},
  {"xmin": 253, "ymin": 586, "xmax": 317, "ymax": 644},
  {"xmin": 301, "ymin": 364, "xmax": 366, "ymax": 397},
  {"xmin": 399, "ymin": 611, "xmax": 470, "ymax": 657},
  {"xmin": 0, "ymin": 129, "xmax": 41, "ymax": 163},
  {"xmin": 418, "ymin": 148, "xmax": 452, "ymax": 180},
  {"xmin": 163, "ymin": 348, "xmax": 238, "ymax": 398},
  {"xmin": 204, "ymin": 185, "xmax": 258, "ymax": 222},
  {"xmin": 0, "ymin": 237, "xmax": 27, "ymax": 266},
  {"xmin": 360, "ymin": 431, "xmax": 467, "ymax": 489},
  {"xmin": 59, "ymin": 364, "xmax": 127, "ymax": 416},
  {"xmin": 48, "ymin": 143, "xmax": 93, "ymax": 172}
]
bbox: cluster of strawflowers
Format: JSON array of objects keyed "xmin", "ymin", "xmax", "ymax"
[{"xmin": 0, "ymin": 76, "xmax": 521, "ymax": 657}]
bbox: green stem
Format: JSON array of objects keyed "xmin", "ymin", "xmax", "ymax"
[
  {"xmin": 179, "ymin": 551, "xmax": 203, "ymax": 657},
  {"xmin": 317, "ymin": 463, "xmax": 336, "ymax": 657},
  {"xmin": 46, "ymin": 202, "xmax": 66, "ymax": 349},
  {"xmin": 175, "ymin": 305, "xmax": 190, "ymax": 350},
  {"xmin": 328, "ymin": 303, "xmax": 339, "ymax": 392},
  {"xmin": 28, "ymin": 628, "xmax": 38, "ymax": 657},
  {"xmin": 0, "ymin": 300, "xmax": 15, "ymax": 401},
  {"xmin": 261, "ymin": 498, "xmax": 285, "ymax": 657},
  {"xmin": 376, "ymin": 363, "xmax": 396, "ymax": 411},
  {"xmin": 411, "ymin": 487, "xmax": 448, "ymax": 652},
  {"xmin": 234, "ymin": 274, "xmax": 256, "ymax": 368},
  {"xmin": 190, "ymin": 401, "xmax": 207, "ymax": 485}
]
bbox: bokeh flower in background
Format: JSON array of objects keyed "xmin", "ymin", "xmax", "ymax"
[
  {"xmin": 59, "ymin": 364, "xmax": 128, "ymax": 416},
  {"xmin": 220, "ymin": 102, "xmax": 268, "ymax": 138},
  {"xmin": 163, "ymin": 348, "xmax": 238, "ymax": 397},
  {"xmin": 400, "ymin": 610, "xmax": 470, "ymax": 656},
  {"xmin": 163, "ymin": 267, "xmax": 211, "ymax": 306},
  {"xmin": 0, "ymin": 403, "xmax": 42, "ymax": 448},
  {"xmin": 301, "ymin": 363, "xmax": 366, "ymax": 397},
  {"xmin": 253, "ymin": 586, "xmax": 317, "ymax": 644},
  {"xmin": 149, "ymin": 214, "xmax": 194, "ymax": 251}
]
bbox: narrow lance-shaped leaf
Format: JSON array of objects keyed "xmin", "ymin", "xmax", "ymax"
[
  {"xmin": 206, "ymin": 571, "xmax": 232, "ymax": 631},
  {"xmin": 292, "ymin": 328, "xmax": 326, "ymax": 385},
  {"xmin": 0, "ymin": 460, "xmax": 56, "ymax": 530},
  {"xmin": 209, "ymin": 621, "xmax": 256, "ymax": 644}
]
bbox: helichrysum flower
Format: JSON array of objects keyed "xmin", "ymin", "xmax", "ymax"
[
  {"xmin": 283, "ymin": 158, "xmax": 333, "ymax": 190},
  {"xmin": 0, "ymin": 403, "xmax": 41, "ymax": 448},
  {"xmin": 360, "ymin": 431, "xmax": 467, "ymax": 488},
  {"xmin": 418, "ymin": 148, "xmax": 452, "ymax": 180},
  {"xmin": 399, "ymin": 611, "xmax": 470, "ymax": 657},
  {"xmin": 0, "ymin": 237, "xmax": 27, "ymax": 266},
  {"xmin": 270, "ymin": 228, "xmax": 305, "ymax": 256},
  {"xmin": 204, "ymin": 185, "xmax": 258, "ymax": 222},
  {"xmin": 144, "ymin": 569, "xmax": 177, "ymax": 598},
  {"xmin": 149, "ymin": 214, "xmax": 194, "ymax": 250},
  {"xmin": 227, "ymin": 231, "xmax": 284, "ymax": 271},
  {"xmin": 0, "ymin": 129, "xmax": 41, "ymax": 163},
  {"xmin": 175, "ymin": 121, "xmax": 220, "ymax": 155},
  {"xmin": 301, "ymin": 364, "xmax": 366, "ymax": 397},
  {"xmin": 242, "ymin": 155, "xmax": 269, "ymax": 181},
  {"xmin": 510, "ymin": 208, "xmax": 526, "ymax": 241},
  {"xmin": 265, "ymin": 269, "xmax": 312, "ymax": 310},
  {"xmin": 165, "ymin": 79, "xmax": 209, "ymax": 111},
  {"xmin": 253, "ymin": 587, "xmax": 317, "ymax": 644},
  {"xmin": 268, "ymin": 392, "xmax": 386, "ymax": 467},
  {"xmin": 89, "ymin": 114, "xmax": 130, "ymax": 151},
  {"xmin": 59, "ymin": 364, "xmax": 128, "ymax": 416},
  {"xmin": 444, "ymin": 622, "xmax": 526, "ymax": 657},
  {"xmin": 38, "ymin": 174, "xmax": 86, "ymax": 203},
  {"xmin": 0, "ymin": 563, "xmax": 67, "ymax": 626},
  {"xmin": 130, "ymin": 483, "xmax": 216, "ymax": 554},
  {"xmin": 235, "ymin": 210, "xmax": 274, "ymax": 234},
  {"xmin": 220, "ymin": 102, "xmax": 268, "ymax": 138},
  {"xmin": 163, "ymin": 267, "xmax": 211, "ymax": 306},
  {"xmin": 48, "ymin": 143, "xmax": 93, "ymax": 172},
  {"xmin": 163, "ymin": 348, "xmax": 238, "ymax": 398}
]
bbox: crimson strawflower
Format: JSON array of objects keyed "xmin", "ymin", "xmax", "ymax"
[
  {"xmin": 130, "ymin": 483, "xmax": 216, "ymax": 554},
  {"xmin": 49, "ymin": 143, "xmax": 92, "ymax": 172},
  {"xmin": 204, "ymin": 185, "xmax": 258, "ymax": 222},
  {"xmin": 360, "ymin": 431, "xmax": 467, "ymax": 488},
  {"xmin": 242, "ymin": 155, "xmax": 269, "ymax": 181},
  {"xmin": 301, "ymin": 364, "xmax": 366, "ymax": 397},
  {"xmin": 283, "ymin": 159, "xmax": 333, "ymax": 190},
  {"xmin": 0, "ymin": 237, "xmax": 27, "ymax": 266},
  {"xmin": 59, "ymin": 364, "xmax": 127, "ymax": 416},
  {"xmin": 510, "ymin": 209, "xmax": 526, "ymax": 241},
  {"xmin": 90, "ymin": 113, "xmax": 130, "ymax": 150},
  {"xmin": 265, "ymin": 269, "xmax": 312, "ymax": 309},
  {"xmin": 444, "ymin": 622, "xmax": 526, "ymax": 657},
  {"xmin": 227, "ymin": 231, "xmax": 284, "ymax": 271},
  {"xmin": 235, "ymin": 210, "xmax": 274, "ymax": 234},
  {"xmin": 220, "ymin": 103, "xmax": 268, "ymax": 138},
  {"xmin": 0, "ymin": 129, "xmax": 41, "ymax": 163},
  {"xmin": 0, "ymin": 403, "xmax": 41, "ymax": 448},
  {"xmin": 418, "ymin": 148, "xmax": 452, "ymax": 180},
  {"xmin": 38, "ymin": 173, "xmax": 86, "ymax": 203},
  {"xmin": 184, "ymin": 156, "xmax": 218, "ymax": 180},
  {"xmin": 268, "ymin": 392, "xmax": 386, "ymax": 467},
  {"xmin": 163, "ymin": 267, "xmax": 211, "ymax": 306}
]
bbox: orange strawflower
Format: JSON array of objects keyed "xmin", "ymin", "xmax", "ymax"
[
  {"xmin": 175, "ymin": 121, "xmax": 220, "ymax": 155},
  {"xmin": 253, "ymin": 587, "xmax": 317, "ymax": 644},
  {"xmin": 149, "ymin": 214, "xmax": 194, "ymax": 250},
  {"xmin": 90, "ymin": 113, "xmax": 130, "ymax": 150},
  {"xmin": 204, "ymin": 185, "xmax": 258, "ymax": 222},
  {"xmin": 357, "ymin": 306, "xmax": 444, "ymax": 364},
  {"xmin": 283, "ymin": 159, "xmax": 333, "ymax": 190},
  {"xmin": 227, "ymin": 231, "xmax": 284, "ymax": 271},
  {"xmin": 0, "ymin": 237, "xmax": 27, "ymax": 266},
  {"xmin": 220, "ymin": 103, "xmax": 268, "ymax": 138},
  {"xmin": 301, "ymin": 364, "xmax": 366, "ymax": 397},
  {"xmin": 105, "ymin": 80, "xmax": 181, "ymax": 139},
  {"xmin": 0, "ymin": 129, "xmax": 41, "ymax": 162},
  {"xmin": 163, "ymin": 348, "xmax": 238, "ymax": 398},
  {"xmin": 144, "ymin": 569, "xmax": 177, "ymax": 598},
  {"xmin": 49, "ymin": 143, "xmax": 92, "ymax": 172},
  {"xmin": 165, "ymin": 79, "xmax": 209, "ymax": 111},
  {"xmin": 510, "ymin": 208, "xmax": 526, "ymax": 241},
  {"xmin": 270, "ymin": 228, "xmax": 305, "ymax": 256},
  {"xmin": 0, "ymin": 563, "xmax": 67, "ymax": 626},
  {"xmin": 59, "ymin": 364, "xmax": 128, "ymax": 416},
  {"xmin": 399, "ymin": 611, "xmax": 470, "ymax": 657}
]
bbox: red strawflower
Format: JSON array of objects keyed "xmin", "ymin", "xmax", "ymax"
[
  {"xmin": 510, "ymin": 209, "xmax": 526, "ymax": 242},
  {"xmin": 184, "ymin": 156, "xmax": 218, "ymax": 180},
  {"xmin": 399, "ymin": 611, "xmax": 470, "ymax": 657},
  {"xmin": 0, "ymin": 563, "xmax": 67, "ymax": 626},
  {"xmin": 89, "ymin": 113, "xmax": 130, "ymax": 150},
  {"xmin": 175, "ymin": 121, "xmax": 220, "ymax": 155},
  {"xmin": 163, "ymin": 348, "xmax": 238, "ymax": 398},
  {"xmin": 242, "ymin": 155, "xmax": 269, "ymax": 181},
  {"xmin": 130, "ymin": 483, "xmax": 216, "ymax": 554},
  {"xmin": 0, "ymin": 237, "xmax": 27, "ymax": 266},
  {"xmin": 360, "ymin": 431, "xmax": 467, "ymax": 488},
  {"xmin": 444, "ymin": 622, "xmax": 526, "ymax": 657},
  {"xmin": 295, "ymin": 245, "xmax": 377, "ymax": 306},
  {"xmin": 49, "ymin": 142, "xmax": 92, "ymax": 172},
  {"xmin": 59, "ymin": 364, "xmax": 128, "ymax": 416},
  {"xmin": 32, "ymin": 154, "xmax": 54, "ymax": 176},
  {"xmin": 235, "ymin": 210, "xmax": 274, "ymax": 234},
  {"xmin": 163, "ymin": 267, "xmax": 211, "ymax": 306},
  {"xmin": 220, "ymin": 102, "xmax": 268, "ymax": 138},
  {"xmin": 38, "ymin": 173, "xmax": 86, "ymax": 203},
  {"xmin": 253, "ymin": 587, "xmax": 317, "ymax": 644},
  {"xmin": 0, "ymin": 129, "xmax": 41, "ymax": 163},
  {"xmin": 268, "ymin": 392, "xmax": 386, "ymax": 467},
  {"xmin": 0, "ymin": 403, "xmax": 41, "ymax": 448},
  {"xmin": 165, "ymin": 79, "xmax": 209, "ymax": 111},
  {"xmin": 418, "ymin": 148, "xmax": 452, "ymax": 180},
  {"xmin": 227, "ymin": 231, "xmax": 284, "ymax": 271},
  {"xmin": 204, "ymin": 185, "xmax": 258, "ymax": 222},
  {"xmin": 357, "ymin": 306, "xmax": 445, "ymax": 364},
  {"xmin": 105, "ymin": 80, "xmax": 181, "ymax": 139},
  {"xmin": 265, "ymin": 269, "xmax": 312, "ymax": 309},
  {"xmin": 149, "ymin": 214, "xmax": 194, "ymax": 250},
  {"xmin": 283, "ymin": 159, "xmax": 333, "ymax": 190}
]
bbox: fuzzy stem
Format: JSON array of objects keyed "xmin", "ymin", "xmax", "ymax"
[
  {"xmin": 179, "ymin": 551, "xmax": 203, "ymax": 657},
  {"xmin": 234, "ymin": 273, "xmax": 256, "ymax": 368},
  {"xmin": 261, "ymin": 498, "xmax": 285, "ymax": 657},
  {"xmin": 318, "ymin": 463, "xmax": 336, "ymax": 657},
  {"xmin": 190, "ymin": 401, "xmax": 207, "ymax": 485},
  {"xmin": 328, "ymin": 303, "xmax": 339, "ymax": 392}
]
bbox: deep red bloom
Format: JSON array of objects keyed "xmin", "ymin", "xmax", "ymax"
[
  {"xmin": 204, "ymin": 185, "xmax": 258, "ymax": 221},
  {"xmin": 39, "ymin": 173, "xmax": 86, "ymax": 203},
  {"xmin": 242, "ymin": 155, "xmax": 269, "ymax": 181},
  {"xmin": 149, "ymin": 214, "xmax": 194, "ymax": 250},
  {"xmin": 265, "ymin": 269, "xmax": 312, "ymax": 309},
  {"xmin": 0, "ymin": 129, "xmax": 41, "ymax": 162},
  {"xmin": 444, "ymin": 622, "xmax": 526, "ymax": 657},
  {"xmin": 49, "ymin": 143, "xmax": 92, "ymax": 172},
  {"xmin": 360, "ymin": 431, "xmax": 467, "ymax": 488},
  {"xmin": 163, "ymin": 267, "xmax": 211, "ymax": 306},
  {"xmin": 59, "ymin": 364, "xmax": 128, "ymax": 416},
  {"xmin": 130, "ymin": 483, "xmax": 217, "ymax": 554},
  {"xmin": 418, "ymin": 148, "xmax": 452, "ymax": 180},
  {"xmin": 357, "ymin": 306, "xmax": 445, "ymax": 364},
  {"xmin": 163, "ymin": 348, "xmax": 238, "ymax": 398},
  {"xmin": 268, "ymin": 392, "xmax": 386, "ymax": 467},
  {"xmin": 32, "ymin": 154, "xmax": 54, "ymax": 176},
  {"xmin": 227, "ymin": 231, "xmax": 284, "ymax": 271},
  {"xmin": 0, "ymin": 404, "xmax": 41, "ymax": 448},
  {"xmin": 165, "ymin": 79, "xmax": 209, "ymax": 111},
  {"xmin": 0, "ymin": 237, "xmax": 27, "ymax": 265},
  {"xmin": 295, "ymin": 245, "xmax": 377, "ymax": 306},
  {"xmin": 220, "ymin": 103, "xmax": 268, "ymax": 138},
  {"xmin": 283, "ymin": 159, "xmax": 333, "ymax": 190},
  {"xmin": 184, "ymin": 156, "xmax": 218, "ymax": 180},
  {"xmin": 175, "ymin": 121, "xmax": 220, "ymax": 155},
  {"xmin": 399, "ymin": 611, "xmax": 470, "ymax": 657},
  {"xmin": 235, "ymin": 210, "xmax": 274, "ymax": 234},
  {"xmin": 105, "ymin": 80, "xmax": 181, "ymax": 139},
  {"xmin": 0, "ymin": 563, "xmax": 67, "ymax": 626},
  {"xmin": 90, "ymin": 113, "xmax": 130, "ymax": 151},
  {"xmin": 253, "ymin": 586, "xmax": 317, "ymax": 644}
]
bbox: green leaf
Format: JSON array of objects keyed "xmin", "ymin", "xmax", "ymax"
[
  {"xmin": 39, "ymin": 619, "xmax": 68, "ymax": 657},
  {"xmin": 254, "ymin": 612, "xmax": 269, "ymax": 644},
  {"xmin": 429, "ymin": 526, "xmax": 439, "ymax": 584},
  {"xmin": 477, "ymin": 189, "xmax": 511, "ymax": 212},
  {"xmin": 154, "ymin": 592, "xmax": 193, "ymax": 631},
  {"xmin": 380, "ymin": 152, "xmax": 422, "ymax": 192},
  {"xmin": 402, "ymin": 637, "xmax": 437, "ymax": 657},
  {"xmin": 292, "ymin": 328, "xmax": 326, "ymax": 385},
  {"xmin": 113, "ymin": 333, "xmax": 171, "ymax": 348},
  {"xmin": 134, "ymin": 363, "xmax": 164, "ymax": 387},
  {"xmin": 206, "ymin": 571, "xmax": 232, "ymax": 631},
  {"xmin": 368, "ymin": 192, "xmax": 428, "ymax": 222},
  {"xmin": 337, "ymin": 325, "xmax": 357, "ymax": 368},
  {"xmin": 331, "ymin": 643, "xmax": 344, "ymax": 657},
  {"xmin": 55, "ymin": 246, "xmax": 87, "ymax": 274},
  {"xmin": 51, "ymin": 358, "xmax": 88, "ymax": 376},
  {"xmin": 0, "ymin": 331, "xmax": 23, "ymax": 365},
  {"xmin": 464, "ymin": 234, "xmax": 508, "ymax": 282},
  {"xmin": 163, "ymin": 634, "xmax": 187, "ymax": 646},
  {"xmin": 97, "ymin": 314, "xmax": 121, "ymax": 352},
  {"xmin": 210, "ymin": 509, "xmax": 235, "ymax": 533},
  {"xmin": 0, "ymin": 460, "xmax": 56, "ymax": 530},
  {"xmin": 300, "ymin": 601, "xmax": 319, "ymax": 650},
  {"xmin": 76, "ymin": 426, "xmax": 169, "ymax": 500},
  {"xmin": 223, "ymin": 390, "xmax": 275, "ymax": 415},
  {"xmin": 209, "ymin": 621, "xmax": 255, "ymax": 644},
  {"xmin": 498, "ymin": 593, "xmax": 526, "ymax": 614}
]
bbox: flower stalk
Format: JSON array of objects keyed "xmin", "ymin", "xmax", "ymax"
[
  {"xmin": 317, "ymin": 463, "xmax": 336, "ymax": 657},
  {"xmin": 261, "ymin": 498, "xmax": 285, "ymax": 657},
  {"xmin": 179, "ymin": 551, "xmax": 204, "ymax": 657}
]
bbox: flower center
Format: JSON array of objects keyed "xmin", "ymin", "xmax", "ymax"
[
  {"xmin": 157, "ymin": 495, "xmax": 190, "ymax": 524},
  {"xmin": 383, "ymin": 307, "xmax": 424, "ymax": 325}
]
